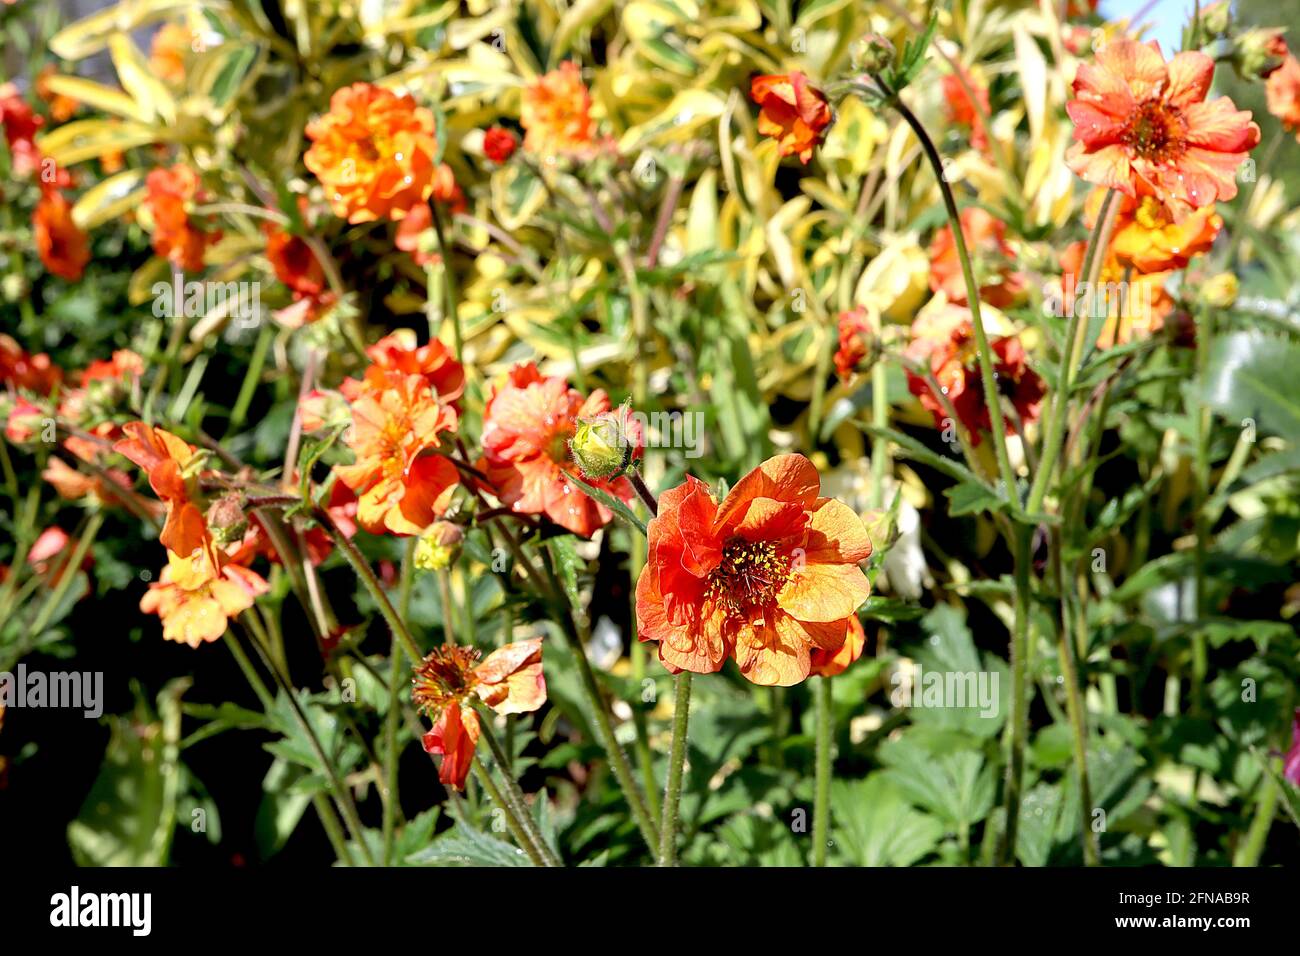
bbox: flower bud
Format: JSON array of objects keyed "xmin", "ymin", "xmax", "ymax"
[
  {"xmin": 1199, "ymin": 1, "xmax": 1231, "ymax": 37},
  {"xmin": 1233, "ymin": 29, "xmax": 1288, "ymax": 80},
  {"xmin": 299, "ymin": 388, "xmax": 351, "ymax": 433},
  {"xmin": 850, "ymin": 33, "xmax": 896, "ymax": 74},
  {"xmin": 414, "ymin": 521, "xmax": 463, "ymax": 571},
  {"xmin": 4, "ymin": 398, "xmax": 46, "ymax": 445},
  {"xmin": 207, "ymin": 493, "xmax": 248, "ymax": 547},
  {"xmin": 570, "ymin": 401, "xmax": 640, "ymax": 480},
  {"xmin": 1200, "ymin": 272, "xmax": 1239, "ymax": 309}
]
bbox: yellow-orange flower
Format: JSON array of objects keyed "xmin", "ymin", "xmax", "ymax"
[
  {"xmin": 1086, "ymin": 187, "xmax": 1221, "ymax": 274},
  {"xmin": 1066, "ymin": 38, "xmax": 1259, "ymax": 208},
  {"xmin": 520, "ymin": 61, "xmax": 596, "ymax": 158},
  {"xmin": 750, "ymin": 71, "xmax": 832, "ymax": 164},
  {"xmin": 1060, "ymin": 240, "xmax": 1173, "ymax": 348},
  {"xmin": 35, "ymin": 65, "xmax": 78, "ymax": 122},
  {"xmin": 412, "ymin": 639, "xmax": 547, "ymax": 790},
  {"xmin": 333, "ymin": 372, "xmax": 460, "ymax": 535},
  {"xmin": 304, "ymin": 83, "xmax": 440, "ymax": 224},
  {"xmin": 33, "ymin": 190, "xmax": 90, "ymax": 282},
  {"xmin": 150, "ymin": 23, "xmax": 192, "ymax": 84},
  {"xmin": 636, "ymin": 454, "xmax": 872, "ymax": 686},
  {"xmin": 140, "ymin": 545, "xmax": 268, "ymax": 648},
  {"xmin": 114, "ymin": 422, "xmax": 208, "ymax": 557}
]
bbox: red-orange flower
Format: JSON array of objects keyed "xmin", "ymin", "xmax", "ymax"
[
  {"xmin": 413, "ymin": 639, "xmax": 547, "ymax": 790},
  {"xmin": 479, "ymin": 363, "xmax": 635, "ymax": 538},
  {"xmin": 906, "ymin": 325, "xmax": 1045, "ymax": 444},
  {"xmin": 750, "ymin": 72, "xmax": 832, "ymax": 164},
  {"xmin": 809, "ymin": 614, "xmax": 866, "ymax": 678},
  {"xmin": 0, "ymin": 334, "xmax": 62, "ymax": 394},
  {"xmin": 33, "ymin": 190, "xmax": 90, "ymax": 281},
  {"xmin": 483, "ymin": 126, "xmax": 518, "ymax": 163},
  {"xmin": 636, "ymin": 454, "xmax": 872, "ymax": 686},
  {"xmin": 145, "ymin": 165, "xmax": 219, "ymax": 273},
  {"xmin": 333, "ymin": 372, "xmax": 459, "ymax": 535},
  {"xmin": 1059, "ymin": 240, "xmax": 1173, "ymax": 348},
  {"xmin": 304, "ymin": 82, "xmax": 440, "ymax": 224},
  {"xmin": 520, "ymin": 61, "xmax": 595, "ymax": 158},
  {"xmin": 1266, "ymin": 55, "xmax": 1300, "ymax": 140},
  {"xmin": 36, "ymin": 65, "xmax": 78, "ymax": 123},
  {"xmin": 263, "ymin": 219, "xmax": 335, "ymax": 326},
  {"xmin": 0, "ymin": 82, "xmax": 43, "ymax": 178},
  {"xmin": 928, "ymin": 207, "xmax": 1026, "ymax": 308},
  {"xmin": 942, "ymin": 67, "xmax": 990, "ymax": 152},
  {"xmin": 1066, "ymin": 38, "xmax": 1259, "ymax": 208},
  {"xmin": 833, "ymin": 307, "xmax": 874, "ymax": 381}
]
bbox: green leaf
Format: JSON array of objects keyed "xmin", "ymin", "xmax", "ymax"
[
  {"xmin": 1202, "ymin": 331, "xmax": 1300, "ymax": 442},
  {"xmin": 566, "ymin": 472, "xmax": 648, "ymax": 535}
]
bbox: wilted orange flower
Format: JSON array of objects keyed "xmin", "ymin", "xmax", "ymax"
[
  {"xmin": 483, "ymin": 126, "xmax": 518, "ymax": 163},
  {"xmin": 394, "ymin": 203, "xmax": 439, "ymax": 267},
  {"xmin": 304, "ymin": 82, "xmax": 440, "ymax": 224},
  {"xmin": 413, "ymin": 639, "xmax": 547, "ymax": 790},
  {"xmin": 33, "ymin": 190, "xmax": 90, "ymax": 282},
  {"xmin": 1059, "ymin": 240, "xmax": 1173, "ymax": 348},
  {"xmin": 140, "ymin": 545, "xmax": 268, "ymax": 648},
  {"xmin": 520, "ymin": 61, "xmax": 595, "ymax": 158},
  {"xmin": 263, "ymin": 220, "xmax": 334, "ymax": 326},
  {"xmin": 907, "ymin": 326, "xmax": 1045, "ymax": 443},
  {"xmin": 42, "ymin": 456, "xmax": 137, "ymax": 507},
  {"xmin": 942, "ymin": 67, "xmax": 990, "ymax": 151},
  {"xmin": 479, "ymin": 363, "xmax": 636, "ymax": 538},
  {"xmin": 145, "ymin": 165, "xmax": 219, "ymax": 273},
  {"xmin": 636, "ymin": 454, "xmax": 872, "ymax": 686},
  {"xmin": 1085, "ymin": 187, "xmax": 1221, "ymax": 274},
  {"xmin": 35, "ymin": 65, "xmax": 78, "ymax": 122},
  {"xmin": 0, "ymin": 334, "xmax": 62, "ymax": 394},
  {"xmin": 810, "ymin": 614, "xmax": 866, "ymax": 678},
  {"xmin": 114, "ymin": 422, "xmax": 208, "ymax": 556},
  {"xmin": 334, "ymin": 372, "xmax": 460, "ymax": 535},
  {"xmin": 1066, "ymin": 38, "xmax": 1259, "ymax": 208},
  {"xmin": 5, "ymin": 397, "xmax": 44, "ymax": 444},
  {"xmin": 750, "ymin": 71, "xmax": 832, "ymax": 164},
  {"xmin": 1266, "ymin": 55, "xmax": 1300, "ymax": 140},
  {"xmin": 834, "ymin": 307, "xmax": 874, "ymax": 381},
  {"xmin": 928, "ymin": 207, "xmax": 1026, "ymax": 308},
  {"xmin": 150, "ymin": 23, "xmax": 192, "ymax": 84}
]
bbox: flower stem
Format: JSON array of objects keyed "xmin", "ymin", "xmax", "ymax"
[
  {"xmin": 476, "ymin": 715, "xmax": 561, "ymax": 867},
  {"xmin": 323, "ymin": 517, "xmax": 423, "ymax": 665},
  {"xmin": 429, "ymin": 200, "xmax": 463, "ymax": 363},
  {"xmin": 812, "ymin": 675, "xmax": 833, "ymax": 866},
  {"xmin": 658, "ymin": 671, "xmax": 692, "ymax": 866},
  {"xmin": 469, "ymin": 758, "xmax": 548, "ymax": 867},
  {"xmin": 886, "ymin": 93, "xmax": 1019, "ymax": 506},
  {"xmin": 629, "ymin": 468, "xmax": 659, "ymax": 515},
  {"xmin": 1026, "ymin": 188, "xmax": 1117, "ymax": 516},
  {"xmin": 998, "ymin": 524, "xmax": 1033, "ymax": 866}
]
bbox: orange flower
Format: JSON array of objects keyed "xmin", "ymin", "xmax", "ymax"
[
  {"xmin": 394, "ymin": 203, "xmax": 439, "ymax": 267},
  {"xmin": 42, "ymin": 456, "xmax": 138, "ymax": 508},
  {"xmin": 810, "ymin": 615, "xmax": 866, "ymax": 678},
  {"xmin": 1266, "ymin": 55, "xmax": 1300, "ymax": 140},
  {"xmin": 1066, "ymin": 38, "xmax": 1259, "ymax": 208},
  {"xmin": 636, "ymin": 454, "xmax": 872, "ymax": 686},
  {"xmin": 263, "ymin": 220, "xmax": 335, "ymax": 326},
  {"xmin": 928, "ymin": 207, "xmax": 1026, "ymax": 308},
  {"xmin": 750, "ymin": 72, "xmax": 832, "ymax": 164},
  {"xmin": 520, "ymin": 61, "xmax": 595, "ymax": 158},
  {"xmin": 150, "ymin": 23, "xmax": 192, "ymax": 84},
  {"xmin": 0, "ymin": 334, "xmax": 62, "ymax": 394},
  {"xmin": 140, "ymin": 545, "xmax": 268, "ymax": 648},
  {"xmin": 33, "ymin": 190, "xmax": 90, "ymax": 282},
  {"xmin": 906, "ymin": 326, "xmax": 1045, "ymax": 444},
  {"xmin": 304, "ymin": 83, "xmax": 440, "ymax": 224},
  {"xmin": 833, "ymin": 307, "xmax": 874, "ymax": 381},
  {"xmin": 1059, "ymin": 240, "xmax": 1173, "ymax": 348},
  {"xmin": 1087, "ymin": 187, "xmax": 1221, "ymax": 274},
  {"xmin": 412, "ymin": 639, "xmax": 547, "ymax": 790},
  {"xmin": 479, "ymin": 363, "xmax": 635, "ymax": 538},
  {"xmin": 145, "ymin": 165, "xmax": 219, "ymax": 273},
  {"xmin": 334, "ymin": 372, "xmax": 460, "ymax": 535},
  {"xmin": 114, "ymin": 422, "xmax": 208, "ymax": 556},
  {"xmin": 36, "ymin": 65, "xmax": 78, "ymax": 123},
  {"xmin": 342, "ymin": 330, "xmax": 465, "ymax": 406},
  {"xmin": 483, "ymin": 126, "xmax": 518, "ymax": 163},
  {"xmin": 942, "ymin": 67, "xmax": 990, "ymax": 151}
]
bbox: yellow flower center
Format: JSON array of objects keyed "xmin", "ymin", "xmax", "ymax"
[{"xmin": 1134, "ymin": 195, "xmax": 1168, "ymax": 230}]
